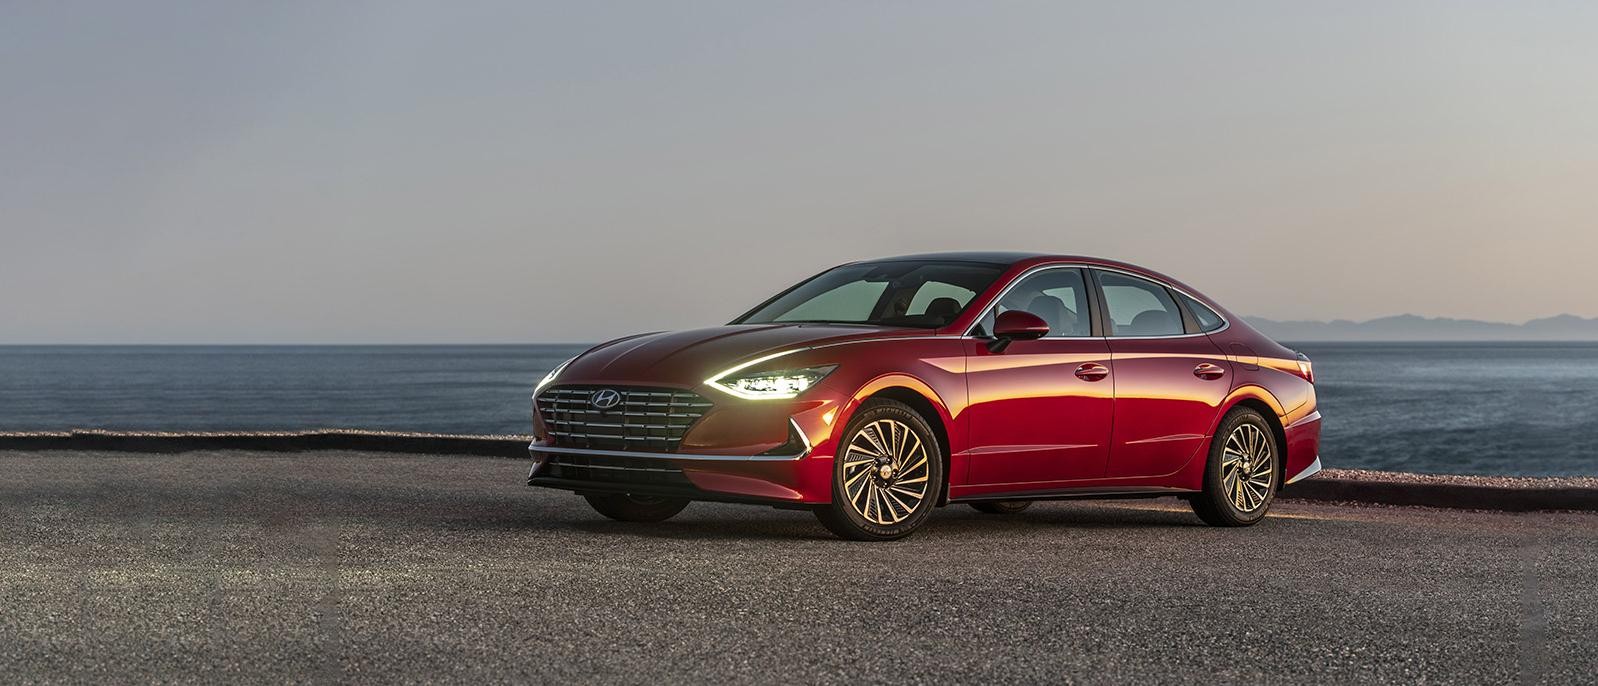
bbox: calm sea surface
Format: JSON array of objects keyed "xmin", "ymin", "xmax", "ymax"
[{"xmin": 1, "ymin": 343, "xmax": 1594, "ymax": 477}]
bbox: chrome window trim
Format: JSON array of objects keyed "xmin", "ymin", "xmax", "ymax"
[
  {"xmin": 529, "ymin": 417, "xmax": 814, "ymax": 462},
  {"xmin": 961, "ymin": 263, "xmax": 1232, "ymax": 339}
]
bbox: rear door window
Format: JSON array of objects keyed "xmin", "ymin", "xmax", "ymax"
[{"xmin": 1095, "ymin": 271, "xmax": 1185, "ymax": 337}]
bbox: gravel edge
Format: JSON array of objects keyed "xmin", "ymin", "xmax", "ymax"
[{"xmin": 2, "ymin": 430, "xmax": 1593, "ymax": 511}]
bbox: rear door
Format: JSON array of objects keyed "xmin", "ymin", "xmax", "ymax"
[
  {"xmin": 1091, "ymin": 269, "xmax": 1232, "ymax": 479},
  {"xmin": 963, "ymin": 267, "xmax": 1115, "ymax": 485}
]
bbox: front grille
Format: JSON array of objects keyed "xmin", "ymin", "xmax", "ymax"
[
  {"xmin": 543, "ymin": 455, "xmax": 694, "ymax": 487},
  {"xmin": 536, "ymin": 386, "xmax": 712, "ymax": 452}
]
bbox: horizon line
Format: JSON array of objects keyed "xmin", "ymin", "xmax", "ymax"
[{"xmin": 4, "ymin": 313, "xmax": 1598, "ymax": 347}]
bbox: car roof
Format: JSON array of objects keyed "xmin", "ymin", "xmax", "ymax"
[
  {"xmin": 854, "ymin": 252, "xmax": 1198, "ymax": 297},
  {"xmin": 857, "ymin": 251, "xmax": 1116, "ymax": 268}
]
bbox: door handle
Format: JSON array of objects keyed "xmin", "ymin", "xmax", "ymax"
[
  {"xmin": 1074, "ymin": 363, "xmax": 1110, "ymax": 381},
  {"xmin": 1193, "ymin": 363, "xmax": 1226, "ymax": 380}
]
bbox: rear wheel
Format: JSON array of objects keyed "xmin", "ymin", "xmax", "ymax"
[
  {"xmin": 814, "ymin": 399, "xmax": 944, "ymax": 541},
  {"xmin": 969, "ymin": 501, "xmax": 1033, "ymax": 515},
  {"xmin": 1190, "ymin": 407, "xmax": 1278, "ymax": 526},
  {"xmin": 583, "ymin": 493, "xmax": 690, "ymax": 522}
]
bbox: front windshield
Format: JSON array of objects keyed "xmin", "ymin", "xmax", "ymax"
[{"xmin": 735, "ymin": 261, "xmax": 1005, "ymax": 328}]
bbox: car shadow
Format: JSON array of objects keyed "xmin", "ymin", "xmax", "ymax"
[
  {"xmin": 565, "ymin": 517, "xmax": 835, "ymax": 541},
  {"xmin": 935, "ymin": 501, "xmax": 1208, "ymax": 531},
  {"xmin": 417, "ymin": 498, "xmax": 828, "ymax": 540},
  {"xmin": 428, "ymin": 498, "xmax": 1210, "ymax": 540}
]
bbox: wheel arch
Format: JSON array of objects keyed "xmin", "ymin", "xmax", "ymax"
[
  {"xmin": 840, "ymin": 375, "xmax": 955, "ymax": 506},
  {"xmin": 1217, "ymin": 387, "xmax": 1289, "ymax": 490}
]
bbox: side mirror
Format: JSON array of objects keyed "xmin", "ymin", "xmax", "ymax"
[{"xmin": 988, "ymin": 310, "xmax": 1049, "ymax": 352}]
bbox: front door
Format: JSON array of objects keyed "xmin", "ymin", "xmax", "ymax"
[{"xmin": 963, "ymin": 267, "xmax": 1114, "ymax": 486}]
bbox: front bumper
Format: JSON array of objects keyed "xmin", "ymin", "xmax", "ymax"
[
  {"xmin": 528, "ymin": 394, "xmax": 845, "ymax": 504},
  {"xmin": 529, "ymin": 418, "xmax": 813, "ymax": 464}
]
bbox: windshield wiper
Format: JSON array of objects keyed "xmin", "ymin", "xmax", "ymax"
[{"xmin": 769, "ymin": 320, "xmax": 887, "ymax": 326}]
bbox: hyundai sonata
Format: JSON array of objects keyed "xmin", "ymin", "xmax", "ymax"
[{"xmin": 528, "ymin": 253, "xmax": 1321, "ymax": 540}]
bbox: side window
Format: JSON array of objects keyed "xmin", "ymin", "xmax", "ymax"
[
  {"xmin": 1177, "ymin": 292, "xmax": 1226, "ymax": 332},
  {"xmin": 977, "ymin": 268, "xmax": 1092, "ymax": 337},
  {"xmin": 1096, "ymin": 271, "xmax": 1185, "ymax": 337}
]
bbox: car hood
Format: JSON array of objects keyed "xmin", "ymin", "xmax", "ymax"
[{"xmin": 558, "ymin": 324, "xmax": 925, "ymax": 388}]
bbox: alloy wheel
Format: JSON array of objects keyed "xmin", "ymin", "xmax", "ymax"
[
  {"xmin": 1221, "ymin": 423, "xmax": 1274, "ymax": 513},
  {"xmin": 840, "ymin": 419, "xmax": 931, "ymax": 525}
]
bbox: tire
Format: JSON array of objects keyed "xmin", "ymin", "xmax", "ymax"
[
  {"xmin": 969, "ymin": 501, "xmax": 1033, "ymax": 515},
  {"xmin": 814, "ymin": 398, "xmax": 945, "ymax": 541},
  {"xmin": 1190, "ymin": 407, "xmax": 1279, "ymax": 527},
  {"xmin": 583, "ymin": 493, "xmax": 690, "ymax": 523}
]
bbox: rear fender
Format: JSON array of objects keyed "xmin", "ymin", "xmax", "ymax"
[{"xmin": 1168, "ymin": 385, "xmax": 1288, "ymax": 491}]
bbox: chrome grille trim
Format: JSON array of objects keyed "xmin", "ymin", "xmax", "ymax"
[{"xmin": 536, "ymin": 385, "xmax": 712, "ymax": 453}]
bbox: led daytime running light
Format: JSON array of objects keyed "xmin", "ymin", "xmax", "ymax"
[{"xmin": 707, "ymin": 361, "xmax": 837, "ymax": 399}]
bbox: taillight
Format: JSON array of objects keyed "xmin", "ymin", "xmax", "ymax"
[{"xmin": 1294, "ymin": 352, "xmax": 1315, "ymax": 384}]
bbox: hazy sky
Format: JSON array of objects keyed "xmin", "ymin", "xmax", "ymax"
[{"xmin": 4, "ymin": 1, "xmax": 1596, "ymax": 343}]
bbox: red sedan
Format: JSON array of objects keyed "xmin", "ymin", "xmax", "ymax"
[{"xmin": 528, "ymin": 253, "xmax": 1322, "ymax": 540}]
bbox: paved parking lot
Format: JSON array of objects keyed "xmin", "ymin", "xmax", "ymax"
[{"xmin": 2, "ymin": 450, "xmax": 1594, "ymax": 683}]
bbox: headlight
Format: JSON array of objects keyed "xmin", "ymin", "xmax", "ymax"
[
  {"xmin": 708, "ymin": 364, "xmax": 837, "ymax": 400},
  {"xmin": 535, "ymin": 357, "xmax": 575, "ymax": 392}
]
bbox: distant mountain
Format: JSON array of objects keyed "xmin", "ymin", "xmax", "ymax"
[{"xmin": 1244, "ymin": 314, "xmax": 1598, "ymax": 341}]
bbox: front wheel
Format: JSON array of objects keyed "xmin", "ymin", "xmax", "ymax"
[
  {"xmin": 583, "ymin": 493, "xmax": 690, "ymax": 522},
  {"xmin": 814, "ymin": 399, "xmax": 944, "ymax": 541},
  {"xmin": 1190, "ymin": 407, "xmax": 1278, "ymax": 526}
]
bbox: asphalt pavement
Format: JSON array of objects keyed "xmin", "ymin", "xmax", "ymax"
[{"xmin": 1, "ymin": 450, "xmax": 1593, "ymax": 684}]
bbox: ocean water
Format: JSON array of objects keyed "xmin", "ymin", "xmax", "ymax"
[
  {"xmin": 0, "ymin": 345, "xmax": 585, "ymax": 436},
  {"xmin": 1, "ymin": 343, "xmax": 1594, "ymax": 477},
  {"xmin": 1291, "ymin": 342, "xmax": 1598, "ymax": 477}
]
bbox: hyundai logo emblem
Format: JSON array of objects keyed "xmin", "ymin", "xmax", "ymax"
[{"xmin": 590, "ymin": 389, "xmax": 622, "ymax": 410}]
